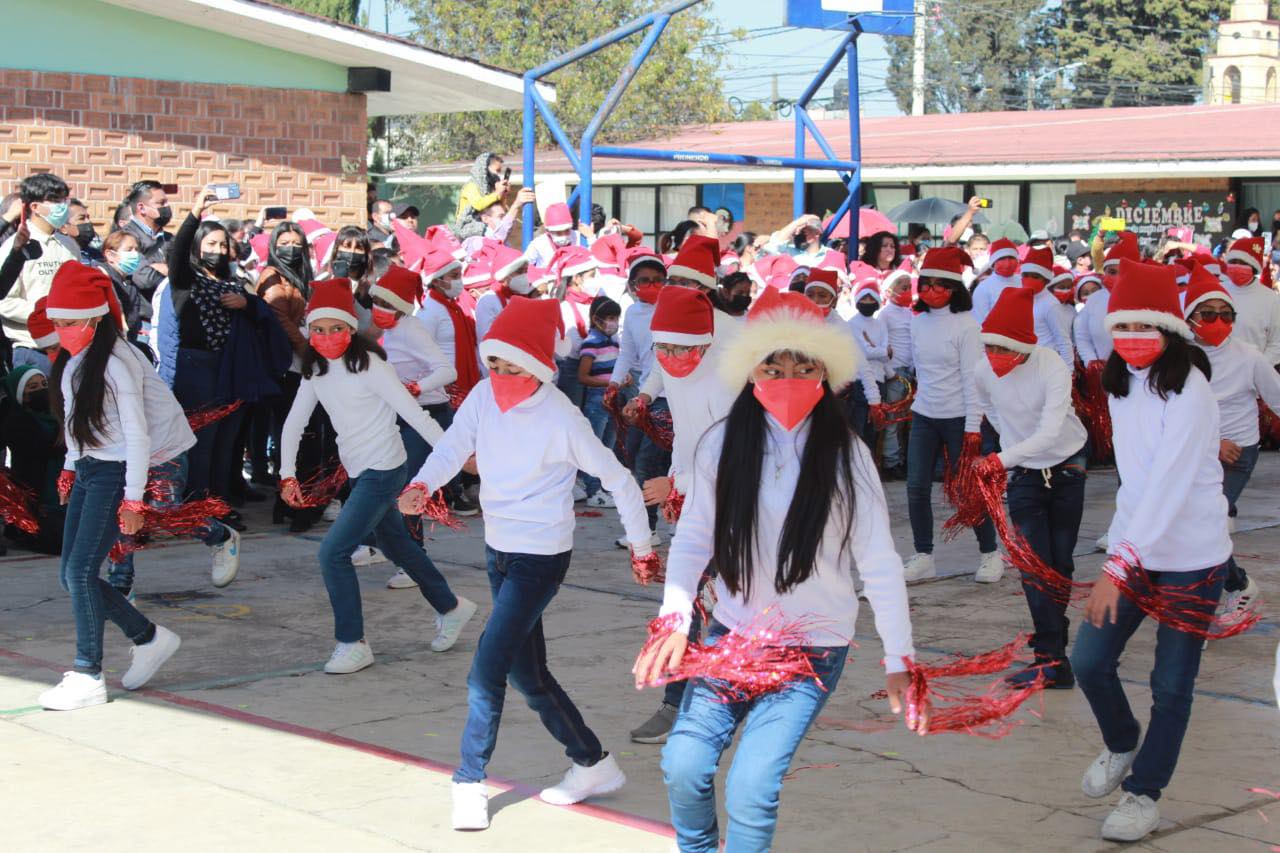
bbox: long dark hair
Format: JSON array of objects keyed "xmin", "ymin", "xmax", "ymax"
[
  {"xmin": 710, "ymin": 373, "xmax": 859, "ymax": 601},
  {"xmin": 300, "ymin": 328, "xmax": 387, "ymax": 379},
  {"xmin": 267, "ymin": 221, "xmax": 314, "ymax": 292},
  {"xmin": 913, "ymin": 276, "xmax": 973, "ymax": 313},
  {"xmin": 860, "ymin": 231, "xmax": 900, "ymax": 270},
  {"xmin": 49, "ymin": 319, "xmax": 121, "ymax": 450},
  {"xmin": 190, "ymin": 220, "xmax": 231, "ymax": 278},
  {"xmin": 1101, "ymin": 332, "xmax": 1210, "ymax": 401}
]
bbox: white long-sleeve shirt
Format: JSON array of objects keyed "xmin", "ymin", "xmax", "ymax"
[
  {"xmin": 658, "ymin": 346, "xmax": 739, "ymax": 495},
  {"xmin": 1224, "ymin": 280, "xmax": 1280, "ymax": 365},
  {"xmin": 62, "ymin": 337, "xmax": 197, "ymax": 501},
  {"xmin": 1106, "ymin": 365, "xmax": 1232, "ymax": 573},
  {"xmin": 559, "ymin": 299, "xmax": 590, "ymax": 360},
  {"xmin": 974, "ymin": 347, "xmax": 1087, "ymax": 470},
  {"xmin": 413, "ymin": 296, "xmax": 460, "ymax": 391},
  {"xmin": 829, "ymin": 312, "xmax": 881, "ymax": 404},
  {"xmin": 382, "ymin": 313, "xmax": 456, "ymax": 405},
  {"xmin": 877, "ymin": 302, "xmax": 913, "ymax": 371},
  {"xmin": 411, "ymin": 379, "xmax": 651, "ymax": 554},
  {"xmin": 910, "ymin": 309, "xmax": 983, "ymax": 431},
  {"xmin": 609, "ymin": 299, "xmax": 658, "ymax": 387},
  {"xmin": 848, "ymin": 312, "xmax": 890, "ymax": 382},
  {"xmin": 1033, "ymin": 289, "xmax": 1075, "ymax": 367},
  {"xmin": 281, "ymin": 354, "xmax": 442, "ymax": 481},
  {"xmin": 1198, "ymin": 337, "xmax": 1280, "ymax": 446},
  {"xmin": 971, "ymin": 273, "xmax": 1018, "ymax": 324},
  {"xmin": 658, "ymin": 417, "xmax": 916, "ymax": 669},
  {"xmin": 1073, "ymin": 290, "xmax": 1113, "ymax": 365},
  {"xmin": 1054, "ymin": 300, "xmax": 1077, "ymax": 353}
]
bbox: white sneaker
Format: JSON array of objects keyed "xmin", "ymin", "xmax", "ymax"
[
  {"xmin": 323, "ymin": 499, "xmax": 342, "ymax": 523},
  {"xmin": 974, "ymin": 551, "xmax": 1004, "ymax": 583},
  {"xmin": 324, "ymin": 639, "xmax": 374, "ymax": 674},
  {"xmin": 1216, "ymin": 577, "xmax": 1261, "ymax": 623},
  {"xmin": 351, "ymin": 544, "xmax": 387, "ymax": 567},
  {"xmin": 903, "ymin": 553, "xmax": 936, "ymax": 583},
  {"xmin": 586, "ymin": 492, "xmax": 615, "ymax": 508},
  {"xmin": 539, "ymin": 753, "xmax": 627, "ymax": 805},
  {"xmin": 432, "ymin": 597, "xmax": 478, "ymax": 652},
  {"xmin": 452, "ymin": 781, "xmax": 490, "ymax": 830},
  {"xmin": 1082, "ymin": 744, "xmax": 1138, "ymax": 798},
  {"xmin": 386, "ymin": 568, "xmax": 419, "ymax": 589},
  {"xmin": 1095, "ymin": 533, "xmax": 1109, "ymax": 552},
  {"xmin": 39, "ymin": 671, "xmax": 107, "ymax": 710},
  {"xmin": 573, "ymin": 484, "xmax": 588, "ymax": 502},
  {"xmin": 615, "ymin": 531, "xmax": 663, "ymax": 550},
  {"xmin": 1101, "ymin": 791, "xmax": 1159, "ymax": 842},
  {"xmin": 210, "ymin": 528, "xmax": 240, "ymax": 588},
  {"xmin": 121, "ymin": 625, "xmax": 181, "ymax": 690}
]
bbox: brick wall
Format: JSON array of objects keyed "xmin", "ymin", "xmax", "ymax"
[
  {"xmin": 744, "ymin": 182, "xmax": 795, "ymax": 236},
  {"xmin": 1076, "ymin": 178, "xmax": 1231, "ymax": 193},
  {"xmin": 0, "ymin": 69, "xmax": 367, "ymax": 229}
]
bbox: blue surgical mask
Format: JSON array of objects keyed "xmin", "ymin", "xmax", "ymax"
[
  {"xmin": 117, "ymin": 249, "xmax": 141, "ymax": 275},
  {"xmin": 43, "ymin": 201, "xmax": 70, "ymax": 228}
]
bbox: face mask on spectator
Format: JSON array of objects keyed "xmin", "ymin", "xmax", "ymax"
[
  {"xmin": 237, "ymin": 240, "xmax": 253, "ymax": 263},
  {"xmin": 201, "ymin": 250, "xmax": 231, "ymax": 279},
  {"xmin": 333, "ymin": 251, "xmax": 367, "ymax": 280},
  {"xmin": 153, "ymin": 205, "xmax": 173, "ymax": 228},
  {"xmin": 116, "ymin": 249, "xmax": 141, "ymax": 275},
  {"xmin": 276, "ymin": 245, "xmax": 302, "ymax": 267},
  {"xmin": 41, "ymin": 201, "xmax": 70, "ymax": 228},
  {"xmin": 75, "ymin": 222, "xmax": 96, "ymax": 249}
]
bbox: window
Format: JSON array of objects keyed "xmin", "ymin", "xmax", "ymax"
[
  {"xmin": 867, "ymin": 185, "xmax": 910, "ymax": 232},
  {"xmin": 1225, "ymin": 66, "xmax": 1242, "ymax": 104},
  {"xmin": 660, "ymin": 185, "xmax": 698, "ymax": 230},
  {"xmin": 1028, "ymin": 182, "xmax": 1075, "ymax": 236},
  {"xmin": 619, "ymin": 187, "xmax": 655, "ymax": 238},
  {"xmin": 974, "ymin": 183, "xmax": 1021, "ymax": 232},
  {"xmin": 1267, "ymin": 68, "xmax": 1277, "ymax": 102},
  {"xmin": 617, "ymin": 185, "xmax": 698, "ymax": 242},
  {"xmin": 1242, "ymin": 181, "xmax": 1280, "ymax": 223}
]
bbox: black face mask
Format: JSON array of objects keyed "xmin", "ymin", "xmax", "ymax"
[
  {"xmin": 201, "ymin": 251, "xmax": 231, "ymax": 279},
  {"xmin": 75, "ymin": 222, "xmax": 97, "ymax": 249},
  {"xmin": 332, "ymin": 251, "xmax": 368, "ymax": 280},
  {"xmin": 857, "ymin": 301, "xmax": 878, "ymax": 317},
  {"xmin": 153, "ymin": 205, "xmax": 173, "ymax": 228},
  {"xmin": 276, "ymin": 245, "xmax": 302, "ymax": 267},
  {"xmin": 728, "ymin": 294, "xmax": 752, "ymax": 313},
  {"xmin": 26, "ymin": 389, "xmax": 49, "ymax": 412},
  {"xmin": 237, "ymin": 240, "xmax": 253, "ymax": 262}
]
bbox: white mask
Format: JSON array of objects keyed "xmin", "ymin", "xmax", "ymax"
[
  {"xmin": 439, "ymin": 279, "xmax": 464, "ymax": 300},
  {"xmin": 551, "ymin": 231, "xmax": 571, "ymax": 247},
  {"xmin": 508, "ymin": 273, "xmax": 533, "ymax": 295}
]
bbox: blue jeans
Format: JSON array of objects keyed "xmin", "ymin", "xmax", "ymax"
[
  {"xmin": 881, "ymin": 368, "xmax": 911, "ymax": 467},
  {"xmin": 1221, "ymin": 444, "xmax": 1259, "ymax": 592},
  {"xmin": 319, "ymin": 463, "xmax": 459, "ymax": 642},
  {"xmin": 1006, "ymin": 451, "xmax": 1086, "ymax": 660},
  {"xmin": 580, "ymin": 387, "xmax": 615, "ymax": 496},
  {"xmin": 61, "ymin": 457, "xmax": 154, "ymax": 674},
  {"xmin": 172, "ymin": 348, "xmax": 245, "ymax": 501},
  {"xmin": 556, "ymin": 356, "xmax": 584, "ymax": 409},
  {"xmin": 662, "ymin": 621, "xmax": 847, "ymax": 852},
  {"xmin": 108, "ymin": 452, "xmax": 230, "ymax": 591},
  {"xmin": 634, "ymin": 396, "xmax": 672, "ymax": 532},
  {"xmin": 1071, "ymin": 564, "xmax": 1225, "ymax": 801},
  {"xmin": 454, "ymin": 547, "xmax": 603, "ymax": 783},
  {"xmin": 906, "ymin": 413, "xmax": 996, "ymax": 554}
]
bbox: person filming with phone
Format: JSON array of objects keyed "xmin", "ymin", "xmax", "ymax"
[{"xmin": 454, "ymin": 153, "xmax": 511, "ymax": 240}]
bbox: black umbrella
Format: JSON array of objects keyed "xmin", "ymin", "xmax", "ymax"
[{"xmin": 886, "ymin": 197, "xmax": 989, "ymax": 226}]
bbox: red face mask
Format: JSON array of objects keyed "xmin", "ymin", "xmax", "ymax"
[
  {"xmin": 656, "ymin": 349, "xmax": 702, "ymax": 378},
  {"xmin": 986, "ymin": 351, "xmax": 1024, "ymax": 378},
  {"xmin": 311, "ymin": 329, "xmax": 352, "ymax": 360},
  {"xmin": 490, "ymin": 371, "xmax": 540, "ymax": 412},
  {"xmin": 56, "ymin": 322, "xmax": 96, "ymax": 356},
  {"xmin": 1021, "ymin": 274, "xmax": 1047, "ymax": 293},
  {"xmin": 752, "ymin": 377, "xmax": 824, "ymax": 431},
  {"xmin": 1051, "ymin": 288, "xmax": 1074, "ymax": 304},
  {"xmin": 993, "ymin": 258, "xmax": 1019, "ymax": 278},
  {"xmin": 890, "ymin": 288, "xmax": 913, "ymax": 307},
  {"xmin": 635, "ymin": 282, "xmax": 662, "ymax": 304},
  {"xmin": 1193, "ymin": 317, "xmax": 1233, "ymax": 347},
  {"xmin": 919, "ymin": 286, "xmax": 952, "ymax": 309},
  {"xmin": 371, "ymin": 307, "xmax": 399, "ymax": 330},
  {"xmin": 1226, "ymin": 263, "xmax": 1256, "ymax": 286},
  {"xmin": 1111, "ymin": 330, "xmax": 1164, "ymax": 369}
]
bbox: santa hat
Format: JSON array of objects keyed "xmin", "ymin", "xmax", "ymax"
[
  {"xmin": 627, "ymin": 246, "xmax": 665, "ymax": 278},
  {"xmin": 817, "ymin": 250, "xmax": 848, "ymax": 273},
  {"xmin": 590, "ymin": 233, "xmax": 627, "ymax": 276},
  {"xmin": 919, "ymin": 246, "xmax": 973, "ymax": 282},
  {"xmin": 804, "ymin": 267, "xmax": 840, "ymax": 298},
  {"xmin": 543, "ymin": 202, "xmax": 573, "ymax": 233},
  {"xmin": 552, "ymin": 244, "xmax": 598, "ymax": 279},
  {"xmin": 667, "ymin": 235, "xmax": 720, "ymax": 288},
  {"xmin": 421, "ymin": 247, "xmax": 462, "ymax": 283},
  {"xmin": 27, "ymin": 297, "xmax": 58, "ymax": 349},
  {"xmin": 881, "ymin": 268, "xmax": 913, "ymax": 299},
  {"xmin": 479, "ymin": 295, "xmax": 563, "ymax": 382},
  {"xmin": 718, "ymin": 286, "xmax": 860, "ymax": 392},
  {"xmin": 717, "ymin": 250, "xmax": 741, "ymax": 277},
  {"xmin": 988, "ymin": 238, "xmax": 1019, "ymax": 265},
  {"xmin": 370, "ymin": 265, "xmax": 423, "ymax": 314},
  {"xmin": 1224, "ymin": 236, "xmax": 1265, "ymax": 275},
  {"xmin": 1021, "ymin": 245, "xmax": 1054, "ymax": 279},
  {"xmin": 651, "ymin": 286, "xmax": 714, "ymax": 347},
  {"xmin": 1172, "ymin": 257, "xmax": 1197, "ymax": 286},
  {"xmin": 297, "ymin": 218, "xmax": 335, "ymax": 266},
  {"xmin": 46, "ymin": 261, "xmax": 124, "ymax": 329},
  {"xmin": 462, "ymin": 258, "xmax": 494, "ymax": 289},
  {"xmin": 491, "ymin": 244, "xmax": 527, "ymax": 281},
  {"xmin": 981, "ymin": 287, "xmax": 1037, "ymax": 354},
  {"xmin": 394, "ymin": 223, "xmax": 431, "ymax": 271},
  {"xmin": 1182, "ymin": 263, "xmax": 1234, "ymax": 317},
  {"xmin": 854, "ymin": 278, "xmax": 883, "ymax": 305},
  {"xmin": 1049, "ymin": 265, "xmax": 1074, "ymax": 289},
  {"xmin": 1105, "ymin": 258, "xmax": 1191, "ymax": 340},
  {"xmin": 528, "ymin": 265, "xmax": 555, "ymax": 290},
  {"xmin": 1074, "ymin": 271, "xmax": 1102, "ymax": 296},
  {"xmin": 1102, "ymin": 232, "xmax": 1139, "ymax": 272},
  {"xmin": 305, "ymin": 278, "xmax": 359, "ymax": 328},
  {"xmin": 1198, "ymin": 257, "xmax": 1224, "ymax": 279},
  {"xmin": 424, "ymin": 224, "xmax": 466, "ymax": 261}
]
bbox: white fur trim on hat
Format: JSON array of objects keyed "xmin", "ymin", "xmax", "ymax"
[
  {"xmin": 980, "ymin": 332, "xmax": 1036, "ymax": 355},
  {"xmin": 666, "ymin": 263, "xmax": 716, "ymax": 288},
  {"xmin": 989, "ymin": 244, "xmax": 1018, "ymax": 263},
  {"xmin": 369, "ymin": 284, "xmax": 414, "ymax": 315},
  {"xmin": 1021, "ymin": 262, "xmax": 1053, "ymax": 279},
  {"xmin": 629, "ymin": 255, "xmax": 665, "ymax": 276},
  {"xmin": 423, "ymin": 259, "xmax": 462, "ymax": 284},
  {"xmin": 803, "ymin": 280, "xmax": 837, "ymax": 298},
  {"xmin": 1183, "ymin": 288, "xmax": 1235, "ymax": 318},
  {"xmin": 478, "ymin": 338, "xmax": 554, "ymax": 383},
  {"xmin": 306, "ymin": 306, "xmax": 359, "ymax": 328},
  {"xmin": 32, "ymin": 330, "xmax": 59, "ymax": 348},
  {"xmin": 917, "ymin": 266, "xmax": 964, "ymax": 283},
  {"xmin": 560, "ymin": 257, "xmax": 599, "ymax": 278},
  {"xmin": 717, "ymin": 307, "xmax": 861, "ymax": 393},
  {"xmin": 463, "ymin": 265, "xmax": 491, "ymax": 286},
  {"xmin": 496, "ymin": 255, "xmax": 528, "ymax": 280},
  {"xmin": 17, "ymin": 368, "xmax": 46, "ymax": 401},
  {"xmin": 46, "ymin": 303, "xmax": 108, "ymax": 321},
  {"xmin": 1223, "ymin": 248, "xmax": 1262, "ymax": 274},
  {"xmin": 1104, "ymin": 308, "xmax": 1192, "ymax": 341},
  {"xmin": 652, "ymin": 329, "xmax": 713, "ymax": 347},
  {"xmin": 1102, "ymin": 258, "xmax": 1120, "ymax": 272},
  {"xmin": 1049, "ymin": 270, "xmax": 1074, "ymax": 288}
]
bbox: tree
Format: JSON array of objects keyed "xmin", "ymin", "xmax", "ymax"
[
  {"xmin": 396, "ymin": 0, "xmax": 731, "ymax": 166},
  {"xmin": 273, "ymin": 0, "xmax": 360, "ymax": 23}
]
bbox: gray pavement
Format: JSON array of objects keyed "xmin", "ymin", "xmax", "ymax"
[{"xmin": 3, "ymin": 457, "xmax": 1279, "ymax": 852}]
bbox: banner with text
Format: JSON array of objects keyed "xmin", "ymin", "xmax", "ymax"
[{"xmin": 1064, "ymin": 192, "xmax": 1234, "ymax": 246}]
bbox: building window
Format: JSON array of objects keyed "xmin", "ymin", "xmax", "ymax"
[
  {"xmin": 617, "ymin": 185, "xmax": 697, "ymax": 243},
  {"xmin": 973, "ymin": 183, "xmax": 1021, "ymax": 232},
  {"xmin": 1028, "ymin": 182, "xmax": 1076, "ymax": 236},
  {"xmin": 1225, "ymin": 66, "xmax": 1242, "ymax": 103}
]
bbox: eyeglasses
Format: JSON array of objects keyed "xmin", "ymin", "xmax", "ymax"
[
  {"xmin": 1192, "ymin": 309, "xmax": 1236, "ymax": 323},
  {"xmin": 918, "ymin": 282, "xmax": 951, "ymax": 292}
]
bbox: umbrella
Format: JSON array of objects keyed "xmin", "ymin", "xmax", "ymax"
[
  {"xmin": 886, "ymin": 197, "xmax": 988, "ymax": 226},
  {"xmin": 823, "ymin": 207, "xmax": 896, "ymax": 239},
  {"xmin": 985, "ymin": 221, "xmax": 1030, "ymax": 243}
]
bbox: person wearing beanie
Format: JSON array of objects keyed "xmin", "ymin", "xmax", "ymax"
[
  {"xmin": 1221, "ymin": 235, "xmax": 1280, "ymax": 365},
  {"xmin": 1019, "ymin": 245, "xmax": 1076, "ymax": 368},
  {"xmin": 972, "ymin": 287, "xmax": 1088, "ymax": 688},
  {"xmin": 576, "ymin": 294, "xmax": 624, "ymax": 508},
  {"xmin": 903, "ymin": 246, "xmax": 1002, "ymax": 584},
  {"xmin": 550, "ymin": 243, "xmax": 601, "ymax": 409},
  {"xmin": 280, "ymin": 279, "xmax": 474, "ymax": 676},
  {"xmin": 971, "ymin": 237, "xmax": 1021, "ymax": 323},
  {"xmin": 398, "ymin": 295, "xmax": 653, "ymax": 832},
  {"xmin": 1071, "ymin": 258, "xmax": 1231, "ymax": 843},
  {"xmin": 0, "ymin": 362, "xmax": 65, "ymax": 555},
  {"xmin": 1183, "ymin": 265, "xmax": 1277, "ymax": 626},
  {"xmin": 633, "ymin": 287, "xmax": 918, "ymax": 853},
  {"xmin": 878, "ymin": 269, "xmax": 915, "ymax": 478}
]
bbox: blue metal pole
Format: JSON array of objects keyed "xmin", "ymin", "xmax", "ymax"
[
  {"xmin": 794, "ymin": 30, "xmax": 857, "ymax": 222},
  {"xmin": 592, "ymin": 145, "xmax": 859, "ymax": 171},
  {"xmin": 531, "ymin": 88, "xmax": 583, "ymax": 174},
  {"xmin": 522, "ymin": 80, "xmax": 535, "ymax": 248},
  {"xmin": 798, "ymin": 31, "xmax": 857, "ymax": 108},
  {"xmin": 793, "ymin": 108, "xmax": 805, "ymax": 220},
  {"xmin": 798, "ymin": 110, "xmax": 850, "ymax": 184},
  {"xmin": 525, "ymin": 0, "xmax": 701, "ymax": 80},
  {"xmin": 822, "ymin": 192, "xmax": 853, "ymax": 243},
  {"xmin": 847, "ymin": 32, "xmax": 862, "ymax": 251}
]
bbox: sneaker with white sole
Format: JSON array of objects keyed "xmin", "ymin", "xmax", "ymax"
[
  {"xmin": 39, "ymin": 671, "xmax": 108, "ymax": 710},
  {"xmin": 974, "ymin": 551, "xmax": 1004, "ymax": 583},
  {"xmin": 903, "ymin": 553, "xmax": 936, "ymax": 583},
  {"xmin": 432, "ymin": 597, "xmax": 478, "ymax": 652},
  {"xmin": 324, "ymin": 639, "xmax": 374, "ymax": 674},
  {"xmin": 386, "ymin": 568, "xmax": 419, "ymax": 589},
  {"xmin": 586, "ymin": 492, "xmax": 615, "ymax": 509},
  {"xmin": 615, "ymin": 531, "xmax": 663, "ymax": 550},
  {"xmin": 323, "ymin": 499, "xmax": 343, "ymax": 523},
  {"xmin": 351, "ymin": 544, "xmax": 387, "ymax": 567},
  {"xmin": 1101, "ymin": 791, "xmax": 1159, "ymax": 842},
  {"xmin": 121, "ymin": 625, "xmax": 181, "ymax": 690},
  {"xmin": 1082, "ymin": 744, "xmax": 1138, "ymax": 798},
  {"xmin": 452, "ymin": 781, "xmax": 490, "ymax": 830},
  {"xmin": 1218, "ymin": 576, "xmax": 1261, "ymax": 621},
  {"xmin": 210, "ymin": 529, "xmax": 241, "ymax": 588},
  {"xmin": 1095, "ymin": 533, "xmax": 1109, "ymax": 552},
  {"xmin": 629, "ymin": 703, "xmax": 678, "ymax": 744},
  {"xmin": 539, "ymin": 753, "xmax": 627, "ymax": 805}
]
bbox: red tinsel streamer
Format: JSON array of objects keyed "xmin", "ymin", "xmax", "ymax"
[
  {"xmin": 575, "ymin": 509, "xmax": 603, "ymax": 518},
  {"xmin": 447, "ymin": 383, "xmax": 468, "ymax": 410},
  {"xmin": 1075, "ymin": 361, "xmax": 1113, "ymax": 462},
  {"xmin": 421, "ymin": 488, "xmax": 466, "ymax": 532},
  {"xmin": 57, "ymin": 469, "xmax": 75, "ymax": 504},
  {"xmin": 905, "ymin": 634, "xmax": 1046, "ymax": 738},
  {"xmin": 0, "ymin": 471, "xmax": 40, "ymax": 534},
  {"xmin": 941, "ymin": 432, "xmax": 983, "ymax": 521},
  {"xmin": 602, "ymin": 384, "xmax": 632, "ymax": 461},
  {"xmin": 870, "ymin": 377, "xmax": 916, "ymax": 429},
  {"xmin": 639, "ymin": 611, "xmax": 823, "ymax": 702},
  {"xmin": 109, "ymin": 493, "xmax": 231, "ymax": 561},
  {"xmin": 281, "ymin": 465, "xmax": 349, "ymax": 509},
  {"xmin": 631, "ymin": 549, "xmax": 666, "ymax": 585},
  {"xmin": 633, "ymin": 397, "xmax": 674, "ymax": 451},
  {"xmin": 662, "ymin": 488, "xmax": 685, "ymax": 524},
  {"xmin": 185, "ymin": 400, "xmax": 244, "ymax": 433},
  {"xmin": 404, "ymin": 380, "xmax": 421, "ymax": 398}
]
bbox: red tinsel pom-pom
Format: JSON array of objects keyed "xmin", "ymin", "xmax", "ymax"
[
  {"xmin": 633, "ymin": 397, "xmax": 673, "ymax": 451},
  {"xmin": 403, "ymin": 380, "xmax": 421, "ymax": 398},
  {"xmin": 905, "ymin": 634, "xmax": 1046, "ymax": 738},
  {"xmin": 281, "ymin": 465, "xmax": 349, "ymax": 509},
  {"xmin": 631, "ymin": 548, "xmax": 665, "ymax": 585},
  {"xmin": 942, "ymin": 432, "xmax": 985, "ymax": 525},
  {"xmin": 870, "ymin": 377, "xmax": 916, "ymax": 428},
  {"xmin": 422, "ymin": 488, "xmax": 467, "ymax": 531},
  {"xmin": 602, "ymin": 385, "xmax": 631, "ymax": 461},
  {"xmin": 447, "ymin": 383, "xmax": 468, "ymax": 410},
  {"xmin": 0, "ymin": 471, "xmax": 40, "ymax": 534},
  {"xmin": 662, "ymin": 488, "xmax": 685, "ymax": 524},
  {"xmin": 57, "ymin": 469, "xmax": 76, "ymax": 504},
  {"xmin": 110, "ymin": 494, "xmax": 231, "ymax": 560},
  {"xmin": 185, "ymin": 400, "xmax": 244, "ymax": 433}
]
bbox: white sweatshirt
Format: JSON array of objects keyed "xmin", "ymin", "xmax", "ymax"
[
  {"xmin": 61, "ymin": 337, "xmax": 197, "ymax": 501},
  {"xmin": 659, "ymin": 417, "xmax": 916, "ymax": 669},
  {"xmin": 559, "ymin": 299, "xmax": 590, "ymax": 360},
  {"xmin": 877, "ymin": 302, "xmax": 913, "ymax": 371},
  {"xmin": 1198, "ymin": 337, "xmax": 1280, "ymax": 446},
  {"xmin": 411, "ymin": 379, "xmax": 651, "ymax": 555},
  {"xmin": 1106, "ymin": 365, "xmax": 1232, "ymax": 573},
  {"xmin": 1224, "ymin": 279, "xmax": 1280, "ymax": 365},
  {"xmin": 658, "ymin": 346, "xmax": 739, "ymax": 495},
  {"xmin": 910, "ymin": 309, "xmax": 983, "ymax": 431},
  {"xmin": 280, "ymin": 354, "xmax": 442, "ymax": 481},
  {"xmin": 829, "ymin": 313, "xmax": 882, "ymax": 404},
  {"xmin": 381, "ymin": 314, "xmax": 457, "ymax": 406},
  {"xmin": 1073, "ymin": 290, "xmax": 1113, "ymax": 365},
  {"xmin": 474, "ymin": 291, "xmax": 504, "ymax": 368},
  {"xmin": 1033, "ymin": 289, "xmax": 1075, "ymax": 367},
  {"xmin": 848, "ymin": 312, "xmax": 890, "ymax": 382},
  {"xmin": 974, "ymin": 347, "xmax": 1087, "ymax": 470},
  {"xmin": 971, "ymin": 273, "xmax": 1018, "ymax": 324},
  {"xmin": 609, "ymin": 299, "xmax": 658, "ymax": 387},
  {"xmin": 1054, "ymin": 300, "xmax": 1077, "ymax": 351}
]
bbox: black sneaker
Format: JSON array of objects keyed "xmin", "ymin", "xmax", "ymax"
[
  {"xmin": 1006, "ymin": 658, "xmax": 1074, "ymax": 689},
  {"xmin": 452, "ymin": 495, "xmax": 481, "ymax": 518},
  {"xmin": 629, "ymin": 703, "xmax": 679, "ymax": 744}
]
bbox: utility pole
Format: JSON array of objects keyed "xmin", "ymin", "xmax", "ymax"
[
  {"xmin": 911, "ymin": 0, "xmax": 926, "ymax": 115},
  {"xmin": 771, "ymin": 73, "xmax": 780, "ymax": 117}
]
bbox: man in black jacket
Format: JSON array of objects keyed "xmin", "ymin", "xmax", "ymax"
[{"xmin": 122, "ymin": 180, "xmax": 174, "ymax": 316}]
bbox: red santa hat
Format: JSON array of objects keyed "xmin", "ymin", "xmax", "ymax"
[
  {"xmin": 918, "ymin": 246, "xmax": 973, "ymax": 282},
  {"xmin": 27, "ymin": 297, "xmax": 58, "ymax": 349},
  {"xmin": 627, "ymin": 245, "xmax": 665, "ymax": 277},
  {"xmin": 1049, "ymin": 265, "xmax": 1074, "ymax": 289},
  {"xmin": 1171, "ymin": 256, "xmax": 1197, "ymax": 286},
  {"xmin": 1021, "ymin": 245, "xmax": 1054, "ymax": 279},
  {"xmin": 804, "ymin": 267, "xmax": 840, "ymax": 298},
  {"xmin": 424, "ymin": 224, "xmax": 466, "ymax": 260},
  {"xmin": 46, "ymin": 261, "xmax": 124, "ymax": 329},
  {"xmin": 462, "ymin": 258, "xmax": 494, "ymax": 289},
  {"xmin": 881, "ymin": 268, "xmax": 913, "ymax": 300},
  {"xmin": 1074, "ymin": 271, "xmax": 1102, "ymax": 297},
  {"xmin": 718, "ymin": 285, "xmax": 860, "ymax": 392},
  {"xmin": 987, "ymin": 237, "xmax": 1019, "ymax": 265},
  {"xmin": 421, "ymin": 247, "xmax": 462, "ymax": 283},
  {"xmin": 651, "ymin": 286, "xmax": 714, "ymax": 347},
  {"xmin": 667, "ymin": 235, "xmax": 720, "ymax": 288},
  {"xmin": 854, "ymin": 278, "xmax": 883, "ymax": 305},
  {"xmin": 1105, "ymin": 258, "xmax": 1191, "ymax": 340},
  {"xmin": 250, "ymin": 232, "xmax": 270, "ymax": 264},
  {"xmin": 479, "ymin": 295, "xmax": 564, "ymax": 382},
  {"xmin": 590, "ymin": 233, "xmax": 627, "ymax": 276},
  {"xmin": 491, "ymin": 244, "xmax": 527, "ymax": 281},
  {"xmin": 1182, "ymin": 263, "xmax": 1234, "ymax": 317},
  {"xmin": 552, "ymin": 244, "xmax": 598, "ymax": 279},
  {"xmin": 1102, "ymin": 231, "xmax": 1140, "ymax": 272},
  {"xmin": 543, "ymin": 202, "xmax": 573, "ymax": 233},
  {"xmin": 527, "ymin": 265, "xmax": 555, "ymax": 290},
  {"xmin": 370, "ymin": 264, "xmax": 423, "ymax": 315},
  {"xmin": 305, "ymin": 278, "xmax": 359, "ymax": 328},
  {"xmin": 817, "ymin": 250, "xmax": 848, "ymax": 273},
  {"xmin": 1224, "ymin": 236, "xmax": 1265, "ymax": 275},
  {"xmin": 980, "ymin": 287, "xmax": 1037, "ymax": 354}
]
